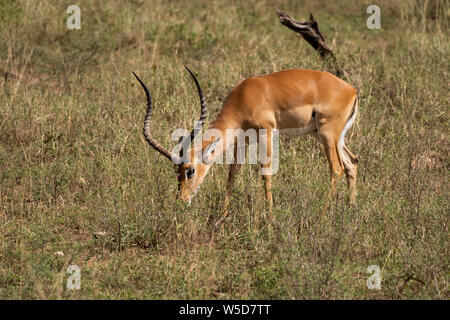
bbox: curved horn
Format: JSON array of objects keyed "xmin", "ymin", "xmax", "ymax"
[
  {"xmin": 184, "ymin": 65, "xmax": 208, "ymax": 143},
  {"xmin": 133, "ymin": 72, "xmax": 181, "ymax": 164}
]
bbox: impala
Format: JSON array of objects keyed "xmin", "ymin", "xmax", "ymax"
[{"xmin": 133, "ymin": 66, "xmax": 358, "ymax": 226}]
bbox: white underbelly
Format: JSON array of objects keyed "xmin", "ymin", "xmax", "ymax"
[{"xmin": 279, "ymin": 123, "xmax": 316, "ymax": 136}]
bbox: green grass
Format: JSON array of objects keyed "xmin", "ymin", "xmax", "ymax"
[{"xmin": 0, "ymin": 0, "xmax": 448, "ymax": 299}]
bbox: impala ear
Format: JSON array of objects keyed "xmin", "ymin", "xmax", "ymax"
[{"xmin": 203, "ymin": 138, "xmax": 221, "ymax": 164}]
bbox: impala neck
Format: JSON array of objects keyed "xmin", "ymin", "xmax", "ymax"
[{"xmin": 199, "ymin": 113, "xmax": 241, "ymax": 164}]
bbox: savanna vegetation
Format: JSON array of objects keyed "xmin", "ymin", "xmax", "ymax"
[{"xmin": 0, "ymin": 0, "xmax": 448, "ymax": 299}]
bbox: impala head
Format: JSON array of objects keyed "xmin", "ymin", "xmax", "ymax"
[
  {"xmin": 176, "ymin": 137, "xmax": 221, "ymax": 203},
  {"xmin": 133, "ymin": 66, "xmax": 219, "ymax": 204}
]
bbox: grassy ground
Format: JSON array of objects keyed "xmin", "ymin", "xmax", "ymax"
[{"xmin": 0, "ymin": 0, "xmax": 448, "ymax": 299}]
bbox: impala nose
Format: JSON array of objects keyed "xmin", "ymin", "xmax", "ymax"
[
  {"xmin": 179, "ymin": 192, "xmax": 192, "ymax": 206},
  {"xmin": 179, "ymin": 196, "xmax": 192, "ymax": 206}
]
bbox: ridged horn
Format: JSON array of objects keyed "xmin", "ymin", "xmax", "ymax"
[
  {"xmin": 133, "ymin": 72, "xmax": 182, "ymax": 164},
  {"xmin": 182, "ymin": 65, "xmax": 208, "ymax": 145}
]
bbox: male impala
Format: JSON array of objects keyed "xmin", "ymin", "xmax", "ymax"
[{"xmin": 133, "ymin": 66, "xmax": 358, "ymax": 226}]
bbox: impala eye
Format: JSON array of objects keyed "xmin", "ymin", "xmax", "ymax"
[{"xmin": 186, "ymin": 168, "xmax": 195, "ymax": 179}]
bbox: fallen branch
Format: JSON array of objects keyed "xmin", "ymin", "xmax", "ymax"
[{"xmin": 276, "ymin": 9, "xmax": 347, "ymax": 79}]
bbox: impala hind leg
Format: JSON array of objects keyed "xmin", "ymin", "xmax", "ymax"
[
  {"xmin": 337, "ymin": 98, "xmax": 358, "ymax": 205},
  {"xmin": 321, "ymin": 135, "xmax": 344, "ymax": 199},
  {"xmin": 339, "ymin": 144, "xmax": 358, "ymax": 205},
  {"xmin": 311, "ymin": 130, "xmax": 341, "ymax": 200},
  {"xmin": 312, "ymin": 117, "xmax": 344, "ymax": 197}
]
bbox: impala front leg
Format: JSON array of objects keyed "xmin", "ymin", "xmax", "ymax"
[
  {"xmin": 260, "ymin": 128, "xmax": 274, "ymax": 222},
  {"xmin": 262, "ymin": 172, "xmax": 273, "ymax": 216},
  {"xmin": 214, "ymin": 160, "xmax": 241, "ymax": 228}
]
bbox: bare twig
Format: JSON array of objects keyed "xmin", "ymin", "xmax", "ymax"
[{"xmin": 276, "ymin": 10, "xmax": 348, "ymax": 79}]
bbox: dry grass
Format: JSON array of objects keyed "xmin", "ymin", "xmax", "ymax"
[{"xmin": 0, "ymin": 0, "xmax": 448, "ymax": 299}]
